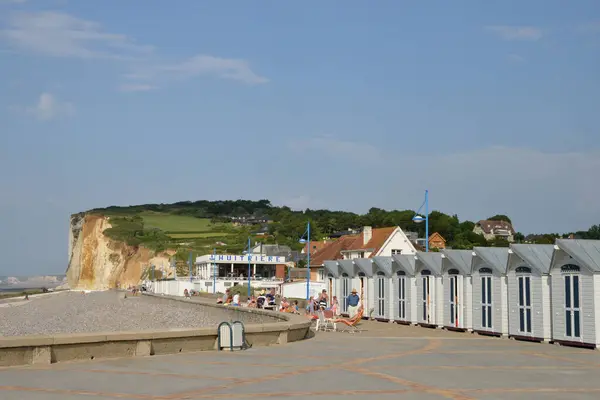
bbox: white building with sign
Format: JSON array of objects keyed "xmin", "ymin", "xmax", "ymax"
[{"xmin": 195, "ymin": 254, "xmax": 288, "ymax": 280}]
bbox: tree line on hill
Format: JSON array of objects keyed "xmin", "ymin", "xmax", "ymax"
[{"xmin": 89, "ymin": 200, "xmax": 600, "ymax": 255}]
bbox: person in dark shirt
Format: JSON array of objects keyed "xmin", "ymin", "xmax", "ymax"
[{"xmin": 346, "ymin": 288, "xmax": 360, "ymax": 317}]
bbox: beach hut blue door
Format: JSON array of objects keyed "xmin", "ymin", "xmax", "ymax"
[
  {"xmin": 422, "ymin": 270, "xmax": 432, "ymax": 323},
  {"xmin": 563, "ymin": 265, "xmax": 582, "ymax": 339},
  {"xmin": 481, "ymin": 268, "xmax": 493, "ymax": 329},
  {"xmin": 449, "ymin": 269, "xmax": 459, "ymax": 327},
  {"xmin": 517, "ymin": 267, "xmax": 532, "ymax": 334},
  {"xmin": 397, "ymin": 271, "xmax": 406, "ymax": 319}
]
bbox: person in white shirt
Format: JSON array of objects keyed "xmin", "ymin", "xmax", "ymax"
[
  {"xmin": 308, "ymin": 292, "xmax": 320, "ymax": 314},
  {"xmin": 232, "ymin": 293, "xmax": 240, "ymax": 306}
]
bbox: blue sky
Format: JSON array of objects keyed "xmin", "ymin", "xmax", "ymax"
[{"xmin": 1, "ymin": 0, "xmax": 599, "ymax": 275}]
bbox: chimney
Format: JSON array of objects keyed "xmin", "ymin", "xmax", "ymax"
[{"xmin": 363, "ymin": 226, "xmax": 372, "ymax": 246}]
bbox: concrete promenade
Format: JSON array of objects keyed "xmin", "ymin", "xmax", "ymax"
[{"xmin": 2, "ymin": 320, "xmax": 600, "ymax": 399}]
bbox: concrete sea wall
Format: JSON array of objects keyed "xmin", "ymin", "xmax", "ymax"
[{"xmin": 0, "ymin": 294, "xmax": 311, "ymax": 367}]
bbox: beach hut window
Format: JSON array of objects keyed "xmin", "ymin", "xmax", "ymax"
[
  {"xmin": 422, "ymin": 274, "xmax": 431, "ymax": 323},
  {"xmin": 397, "ymin": 272, "xmax": 406, "ymax": 319},
  {"xmin": 562, "ymin": 264, "xmax": 581, "ymax": 338},
  {"xmin": 481, "ymin": 275, "xmax": 492, "ymax": 328},
  {"xmin": 342, "ymin": 273, "xmax": 350, "ymax": 313},
  {"xmin": 358, "ymin": 272, "xmax": 366, "ymax": 299},
  {"xmin": 518, "ymin": 275, "xmax": 532, "ymax": 333},
  {"xmin": 376, "ymin": 272, "xmax": 386, "ymax": 317},
  {"xmin": 479, "ymin": 267, "xmax": 493, "ymax": 274},
  {"xmin": 448, "ymin": 269, "xmax": 459, "ymax": 275},
  {"xmin": 561, "ymin": 264, "xmax": 581, "ymax": 273},
  {"xmin": 450, "ymin": 273, "xmax": 459, "ymax": 327},
  {"xmin": 421, "ymin": 269, "xmax": 432, "ymax": 276},
  {"xmin": 516, "ymin": 266, "xmax": 532, "ymax": 274}
]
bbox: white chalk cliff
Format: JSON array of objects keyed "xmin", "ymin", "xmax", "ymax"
[{"xmin": 66, "ymin": 214, "xmax": 173, "ymax": 290}]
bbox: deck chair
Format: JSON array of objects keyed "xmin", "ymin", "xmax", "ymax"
[
  {"xmin": 315, "ymin": 310, "xmax": 334, "ymax": 332},
  {"xmin": 332, "ymin": 307, "xmax": 364, "ymax": 333}
]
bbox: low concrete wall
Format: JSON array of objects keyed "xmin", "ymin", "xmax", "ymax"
[{"xmin": 0, "ymin": 293, "xmax": 311, "ymax": 367}]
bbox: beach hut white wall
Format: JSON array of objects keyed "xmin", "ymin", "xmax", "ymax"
[
  {"xmin": 440, "ymin": 249, "xmax": 474, "ymax": 331},
  {"xmin": 372, "ymin": 256, "xmax": 394, "ymax": 320},
  {"xmin": 507, "ymin": 244, "xmax": 554, "ymax": 342},
  {"xmin": 550, "ymin": 239, "xmax": 600, "ymax": 348},
  {"xmin": 391, "ymin": 254, "xmax": 418, "ymax": 324},
  {"xmin": 337, "ymin": 259, "xmax": 358, "ymax": 315},
  {"xmin": 354, "ymin": 258, "xmax": 376, "ymax": 318},
  {"xmin": 323, "ymin": 260, "xmax": 342, "ymax": 306},
  {"xmin": 414, "ymin": 252, "xmax": 444, "ymax": 327},
  {"xmin": 471, "ymin": 247, "xmax": 509, "ymax": 336}
]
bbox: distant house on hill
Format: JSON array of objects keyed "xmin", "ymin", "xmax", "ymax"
[
  {"xmin": 251, "ymin": 243, "xmax": 292, "ymax": 258},
  {"xmin": 308, "ymin": 226, "xmax": 417, "ymax": 281},
  {"xmin": 473, "ymin": 219, "xmax": 515, "ymax": 242},
  {"xmin": 329, "ymin": 228, "xmax": 360, "ymax": 238},
  {"xmin": 428, "ymin": 232, "xmax": 446, "ymax": 249}
]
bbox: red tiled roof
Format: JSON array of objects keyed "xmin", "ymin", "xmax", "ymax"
[
  {"xmin": 428, "ymin": 232, "xmax": 446, "ymax": 242},
  {"xmin": 310, "ymin": 227, "xmax": 397, "ymax": 267},
  {"xmin": 303, "ymin": 240, "xmax": 334, "ymax": 255}
]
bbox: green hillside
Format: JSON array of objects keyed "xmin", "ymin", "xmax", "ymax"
[{"xmin": 82, "ymin": 199, "xmax": 600, "ymax": 263}]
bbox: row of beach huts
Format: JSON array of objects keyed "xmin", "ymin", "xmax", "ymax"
[{"xmin": 322, "ymin": 239, "xmax": 600, "ymax": 349}]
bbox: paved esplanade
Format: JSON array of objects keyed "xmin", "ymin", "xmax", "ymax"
[{"xmin": 2, "ymin": 322, "xmax": 600, "ymax": 400}]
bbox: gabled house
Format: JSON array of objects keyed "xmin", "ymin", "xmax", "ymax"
[
  {"xmin": 474, "ymin": 220, "xmax": 516, "ymax": 242},
  {"xmin": 309, "ymin": 226, "xmax": 417, "ymax": 282},
  {"xmin": 429, "ymin": 232, "xmax": 447, "ymax": 250}
]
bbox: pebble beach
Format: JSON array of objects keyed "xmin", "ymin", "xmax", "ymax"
[{"xmin": 0, "ymin": 291, "xmax": 274, "ymax": 337}]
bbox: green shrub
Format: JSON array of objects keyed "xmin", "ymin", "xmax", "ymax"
[{"xmin": 227, "ymin": 284, "xmax": 255, "ymax": 299}]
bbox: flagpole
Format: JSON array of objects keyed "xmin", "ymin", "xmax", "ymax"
[
  {"xmin": 212, "ymin": 247, "xmax": 216, "ymax": 294},
  {"xmin": 188, "ymin": 251, "xmax": 193, "ymax": 282},
  {"xmin": 247, "ymin": 237, "xmax": 252, "ymax": 297},
  {"xmin": 306, "ymin": 221, "xmax": 311, "ymax": 300}
]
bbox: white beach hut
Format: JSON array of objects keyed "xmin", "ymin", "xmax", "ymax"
[
  {"xmin": 354, "ymin": 258, "xmax": 376, "ymax": 319},
  {"xmin": 323, "ymin": 260, "xmax": 342, "ymax": 307},
  {"xmin": 371, "ymin": 256, "xmax": 394, "ymax": 321},
  {"xmin": 550, "ymin": 239, "xmax": 600, "ymax": 348},
  {"xmin": 391, "ymin": 254, "xmax": 418, "ymax": 324},
  {"xmin": 471, "ymin": 247, "xmax": 509, "ymax": 337},
  {"xmin": 506, "ymin": 244, "xmax": 554, "ymax": 342},
  {"xmin": 337, "ymin": 259, "xmax": 358, "ymax": 315},
  {"xmin": 440, "ymin": 249, "xmax": 474, "ymax": 331},
  {"xmin": 414, "ymin": 252, "xmax": 444, "ymax": 327}
]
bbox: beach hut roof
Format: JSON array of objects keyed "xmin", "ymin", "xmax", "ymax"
[
  {"xmin": 473, "ymin": 247, "xmax": 509, "ymax": 275},
  {"xmin": 415, "ymin": 252, "xmax": 443, "ymax": 275},
  {"xmin": 509, "ymin": 244, "xmax": 554, "ymax": 274},
  {"xmin": 554, "ymin": 239, "xmax": 600, "ymax": 273},
  {"xmin": 392, "ymin": 254, "xmax": 416, "ymax": 275},
  {"xmin": 441, "ymin": 249, "xmax": 473, "ymax": 275}
]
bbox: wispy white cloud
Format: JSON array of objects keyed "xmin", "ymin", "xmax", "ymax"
[
  {"xmin": 22, "ymin": 92, "xmax": 74, "ymax": 120},
  {"xmin": 126, "ymin": 54, "xmax": 269, "ymax": 86},
  {"xmin": 2, "ymin": 11, "xmax": 154, "ymax": 60},
  {"xmin": 118, "ymin": 83, "xmax": 157, "ymax": 93},
  {"xmin": 485, "ymin": 25, "xmax": 543, "ymax": 41},
  {"xmin": 1, "ymin": 11, "xmax": 268, "ymax": 90}
]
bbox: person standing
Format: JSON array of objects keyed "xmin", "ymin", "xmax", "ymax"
[
  {"xmin": 346, "ymin": 288, "xmax": 360, "ymax": 317},
  {"xmin": 318, "ymin": 289, "xmax": 328, "ymax": 310}
]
